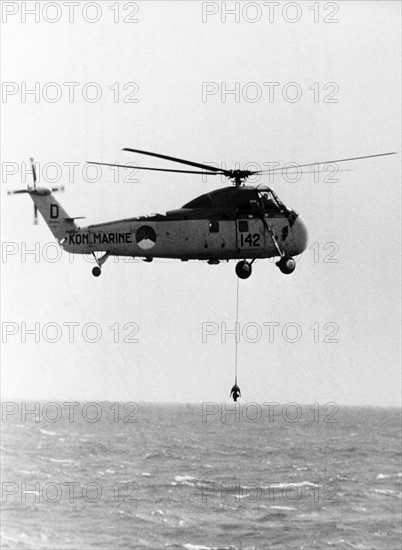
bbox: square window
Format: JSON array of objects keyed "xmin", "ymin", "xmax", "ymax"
[
  {"xmin": 209, "ymin": 221, "xmax": 219, "ymax": 233},
  {"xmin": 238, "ymin": 220, "xmax": 248, "ymax": 232}
]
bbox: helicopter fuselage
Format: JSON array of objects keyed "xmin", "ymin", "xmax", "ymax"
[
  {"xmin": 62, "ymin": 213, "xmax": 308, "ymax": 261},
  {"xmin": 24, "ymin": 182, "xmax": 308, "ymax": 277}
]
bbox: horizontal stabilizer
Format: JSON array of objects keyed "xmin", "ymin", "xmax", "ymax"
[{"xmin": 65, "ymin": 217, "xmax": 85, "ymax": 221}]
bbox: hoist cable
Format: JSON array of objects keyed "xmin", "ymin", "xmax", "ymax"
[{"xmin": 234, "ymin": 276, "xmax": 240, "ymax": 385}]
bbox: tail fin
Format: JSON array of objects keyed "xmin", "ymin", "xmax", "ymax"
[
  {"xmin": 28, "ymin": 187, "xmax": 79, "ymax": 242},
  {"xmin": 8, "ymin": 158, "xmax": 83, "ymax": 243}
]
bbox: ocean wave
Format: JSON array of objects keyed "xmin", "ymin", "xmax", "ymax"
[
  {"xmin": 270, "ymin": 505, "xmax": 297, "ymax": 511},
  {"xmin": 183, "ymin": 545, "xmax": 217, "ymax": 550},
  {"xmin": 263, "ymin": 481, "xmax": 316, "ymax": 490},
  {"xmin": 172, "ymin": 475, "xmax": 202, "ymax": 488},
  {"xmin": 174, "ymin": 475, "xmax": 196, "ymax": 483},
  {"xmin": 374, "ymin": 489, "xmax": 401, "ymax": 498},
  {"xmin": 39, "ymin": 429, "xmax": 57, "ymax": 436},
  {"xmin": 376, "ymin": 472, "xmax": 402, "ymax": 480}
]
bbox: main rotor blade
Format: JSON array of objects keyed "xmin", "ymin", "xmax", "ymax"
[
  {"xmin": 87, "ymin": 161, "xmax": 221, "ymax": 175},
  {"xmin": 122, "ymin": 148, "xmax": 226, "ymax": 174},
  {"xmin": 255, "ymin": 152, "xmax": 396, "ymax": 174},
  {"xmin": 7, "ymin": 189, "xmax": 29, "ymax": 194},
  {"xmin": 254, "ymin": 168, "xmax": 355, "ymax": 177}
]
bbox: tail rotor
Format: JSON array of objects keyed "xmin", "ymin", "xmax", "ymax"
[
  {"xmin": 7, "ymin": 158, "xmax": 64, "ymax": 225},
  {"xmin": 30, "ymin": 157, "xmax": 37, "ymax": 189}
]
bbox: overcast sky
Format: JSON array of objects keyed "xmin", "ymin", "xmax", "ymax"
[{"xmin": 1, "ymin": 1, "xmax": 400, "ymax": 406}]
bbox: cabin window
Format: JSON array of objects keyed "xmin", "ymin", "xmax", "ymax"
[
  {"xmin": 238, "ymin": 220, "xmax": 249, "ymax": 232},
  {"xmin": 209, "ymin": 221, "xmax": 219, "ymax": 233}
]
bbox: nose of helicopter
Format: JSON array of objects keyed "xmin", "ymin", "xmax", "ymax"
[{"xmin": 293, "ymin": 215, "xmax": 308, "ymax": 255}]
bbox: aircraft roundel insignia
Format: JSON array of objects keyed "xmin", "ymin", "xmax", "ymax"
[{"xmin": 136, "ymin": 226, "xmax": 157, "ymax": 250}]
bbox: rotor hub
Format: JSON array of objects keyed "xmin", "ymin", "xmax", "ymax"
[{"xmin": 227, "ymin": 169, "xmax": 254, "ymax": 186}]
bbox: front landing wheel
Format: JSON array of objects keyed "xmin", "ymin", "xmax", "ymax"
[
  {"xmin": 276, "ymin": 256, "xmax": 296, "ymax": 275},
  {"xmin": 236, "ymin": 261, "xmax": 252, "ymax": 279},
  {"xmin": 92, "ymin": 266, "xmax": 101, "ymax": 277}
]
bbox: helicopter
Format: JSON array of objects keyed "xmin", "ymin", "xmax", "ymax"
[{"xmin": 8, "ymin": 149, "xmax": 395, "ymax": 279}]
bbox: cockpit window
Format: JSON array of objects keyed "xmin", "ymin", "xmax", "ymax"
[{"xmin": 258, "ymin": 190, "xmax": 281, "ymax": 212}]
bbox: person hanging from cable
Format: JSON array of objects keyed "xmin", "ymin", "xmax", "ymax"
[{"xmin": 230, "ymin": 381, "xmax": 241, "ymax": 402}]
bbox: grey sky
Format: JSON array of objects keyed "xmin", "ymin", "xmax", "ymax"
[{"xmin": 1, "ymin": 1, "xmax": 401, "ymax": 405}]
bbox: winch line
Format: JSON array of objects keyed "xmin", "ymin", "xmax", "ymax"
[{"xmin": 235, "ymin": 276, "xmax": 240, "ymax": 385}]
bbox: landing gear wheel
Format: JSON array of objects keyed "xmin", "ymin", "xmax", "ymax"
[
  {"xmin": 276, "ymin": 256, "xmax": 296, "ymax": 275},
  {"xmin": 92, "ymin": 266, "xmax": 101, "ymax": 277},
  {"xmin": 236, "ymin": 260, "xmax": 252, "ymax": 279}
]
